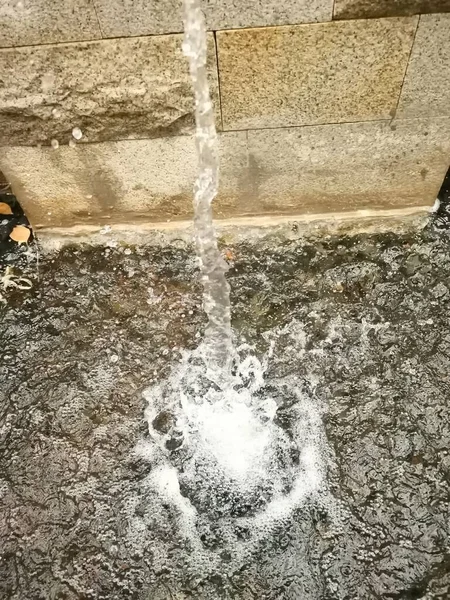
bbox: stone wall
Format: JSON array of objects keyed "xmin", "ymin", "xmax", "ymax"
[{"xmin": 0, "ymin": 0, "xmax": 449, "ymax": 228}]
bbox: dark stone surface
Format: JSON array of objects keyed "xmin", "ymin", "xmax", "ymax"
[
  {"xmin": 0, "ymin": 214, "xmax": 450, "ymax": 599},
  {"xmin": 334, "ymin": 0, "xmax": 450, "ymax": 20}
]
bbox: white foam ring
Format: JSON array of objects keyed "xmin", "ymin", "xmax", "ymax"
[{"xmin": 135, "ymin": 341, "xmax": 328, "ymax": 568}]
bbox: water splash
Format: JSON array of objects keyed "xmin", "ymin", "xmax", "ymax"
[
  {"xmin": 182, "ymin": 0, "xmax": 233, "ymax": 382},
  {"xmin": 136, "ymin": 0, "xmax": 329, "ymax": 567}
]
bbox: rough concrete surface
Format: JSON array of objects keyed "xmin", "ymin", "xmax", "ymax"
[
  {"xmin": 217, "ymin": 18, "xmax": 417, "ymax": 130},
  {"xmin": 0, "ymin": 210, "xmax": 450, "ymax": 598},
  {"xmin": 397, "ymin": 14, "xmax": 450, "ymax": 120},
  {"xmin": 0, "ymin": 34, "xmax": 219, "ymax": 147}
]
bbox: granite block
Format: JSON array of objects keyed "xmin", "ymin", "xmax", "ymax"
[
  {"xmin": 247, "ymin": 119, "xmax": 450, "ymax": 213},
  {"xmin": 217, "ymin": 18, "xmax": 417, "ymax": 130},
  {"xmin": 0, "ymin": 132, "xmax": 248, "ymax": 227},
  {"xmin": 397, "ymin": 14, "xmax": 450, "ymax": 119},
  {"xmin": 0, "ymin": 0, "xmax": 102, "ymax": 48},
  {"xmin": 0, "ymin": 34, "xmax": 219, "ymax": 146},
  {"xmin": 92, "ymin": 0, "xmax": 334, "ymax": 37}
]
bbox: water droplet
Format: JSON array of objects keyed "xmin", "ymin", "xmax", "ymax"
[
  {"xmin": 51, "ymin": 107, "xmax": 61, "ymax": 119},
  {"xmin": 72, "ymin": 127, "xmax": 83, "ymax": 140},
  {"xmin": 50, "ymin": 139, "xmax": 59, "ymax": 150}
]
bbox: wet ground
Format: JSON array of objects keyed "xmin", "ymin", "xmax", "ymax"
[{"xmin": 1, "ymin": 208, "xmax": 450, "ymax": 599}]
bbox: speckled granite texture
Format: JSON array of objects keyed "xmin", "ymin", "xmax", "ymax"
[
  {"xmin": 1, "ymin": 119, "xmax": 449, "ymax": 228},
  {"xmin": 334, "ymin": 0, "xmax": 450, "ymax": 19},
  {"xmin": 0, "ymin": 0, "xmax": 102, "ymax": 48},
  {"xmin": 0, "ymin": 2, "xmax": 449, "ymax": 224},
  {"xmin": 216, "ymin": 18, "xmax": 417, "ymax": 130},
  {"xmin": 0, "ymin": 133, "xmax": 248, "ymax": 227},
  {"xmin": 0, "ymin": 34, "xmax": 219, "ymax": 146},
  {"xmin": 0, "ymin": 0, "xmax": 448, "ymax": 46},
  {"xmin": 397, "ymin": 14, "xmax": 450, "ymax": 119},
  {"xmin": 92, "ymin": 0, "xmax": 334, "ymax": 37},
  {"xmin": 246, "ymin": 118, "xmax": 450, "ymax": 214}
]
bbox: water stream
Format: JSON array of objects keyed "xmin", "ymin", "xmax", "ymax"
[
  {"xmin": 136, "ymin": 0, "xmax": 328, "ymax": 573},
  {"xmin": 182, "ymin": 0, "xmax": 234, "ymax": 383}
]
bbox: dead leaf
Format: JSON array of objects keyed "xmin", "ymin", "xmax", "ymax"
[
  {"xmin": 9, "ymin": 225, "xmax": 31, "ymax": 244},
  {"xmin": 0, "ymin": 202, "xmax": 13, "ymax": 215},
  {"xmin": 224, "ymin": 248, "xmax": 235, "ymax": 261}
]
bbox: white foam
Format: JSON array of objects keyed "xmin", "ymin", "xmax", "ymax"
[{"xmin": 138, "ymin": 338, "xmax": 328, "ymax": 560}]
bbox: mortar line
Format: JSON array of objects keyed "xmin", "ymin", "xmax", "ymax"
[
  {"xmin": 91, "ymin": 0, "xmax": 105, "ymax": 38},
  {"xmin": 213, "ymin": 31, "xmax": 224, "ymax": 132},
  {"xmin": 331, "ymin": 0, "xmax": 337, "ymax": 20},
  {"xmin": 391, "ymin": 14, "xmax": 420, "ymax": 122}
]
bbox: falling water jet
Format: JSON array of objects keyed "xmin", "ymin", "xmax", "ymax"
[
  {"xmin": 182, "ymin": 0, "xmax": 234, "ymax": 386},
  {"xmin": 136, "ymin": 1, "xmax": 329, "ymax": 562}
]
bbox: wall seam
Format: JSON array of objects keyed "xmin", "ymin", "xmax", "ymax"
[
  {"xmin": 6, "ymin": 115, "xmax": 450, "ymax": 152},
  {"xmin": 0, "ymin": 117, "xmax": 414, "ymax": 152},
  {"xmin": 213, "ymin": 31, "xmax": 224, "ymax": 131},
  {"xmin": 392, "ymin": 15, "xmax": 420, "ymax": 121},
  {"xmin": 331, "ymin": 0, "xmax": 337, "ymax": 20},
  {"xmin": 90, "ymin": 0, "xmax": 105, "ymax": 38}
]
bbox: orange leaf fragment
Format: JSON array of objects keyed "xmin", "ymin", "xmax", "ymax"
[
  {"xmin": 9, "ymin": 225, "xmax": 31, "ymax": 244},
  {"xmin": 224, "ymin": 248, "xmax": 235, "ymax": 261},
  {"xmin": 0, "ymin": 202, "xmax": 13, "ymax": 215}
]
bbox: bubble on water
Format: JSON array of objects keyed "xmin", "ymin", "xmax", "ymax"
[
  {"xmin": 50, "ymin": 139, "xmax": 59, "ymax": 150},
  {"xmin": 72, "ymin": 127, "xmax": 83, "ymax": 140}
]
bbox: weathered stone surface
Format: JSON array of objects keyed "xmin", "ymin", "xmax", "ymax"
[
  {"xmin": 396, "ymin": 14, "xmax": 450, "ymax": 119},
  {"xmin": 334, "ymin": 0, "xmax": 450, "ymax": 19},
  {"xmin": 0, "ymin": 0, "xmax": 102, "ymax": 48},
  {"xmin": 0, "ymin": 34, "xmax": 219, "ymax": 147},
  {"xmin": 0, "ymin": 133, "xmax": 248, "ymax": 227},
  {"xmin": 2, "ymin": 120, "xmax": 448, "ymax": 228},
  {"xmin": 217, "ymin": 18, "xmax": 417, "ymax": 130},
  {"xmin": 92, "ymin": 0, "xmax": 333, "ymax": 38},
  {"xmin": 246, "ymin": 118, "xmax": 450, "ymax": 214}
]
